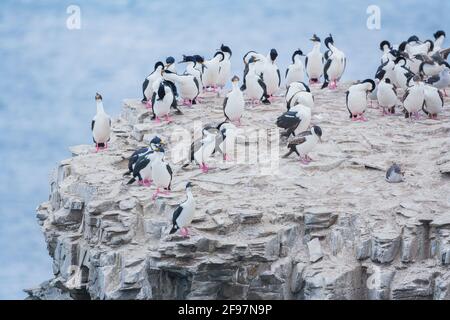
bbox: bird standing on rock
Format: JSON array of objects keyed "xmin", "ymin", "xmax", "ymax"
[
  {"xmin": 223, "ymin": 75, "xmax": 245, "ymax": 125},
  {"xmin": 402, "ymin": 76, "xmax": 425, "ymax": 120},
  {"xmin": 162, "ymin": 69, "xmax": 200, "ymax": 106},
  {"xmin": 262, "ymin": 49, "xmax": 281, "ymax": 99},
  {"xmin": 170, "ymin": 182, "xmax": 196, "ymax": 237},
  {"xmin": 423, "ymin": 84, "xmax": 444, "ymax": 119},
  {"xmin": 322, "ymin": 34, "xmax": 346, "ymax": 89},
  {"xmin": 285, "ymin": 49, "xmax": 305, "ymax": 88},
  {"xmin": 305, "ymin": 34, "xmax": 323, "ymax": 84},
  {"xmin": 243, "ymin": 56, "xmax": 271, "ymax": 105},
  {"xmin": 377, "ymin": 78, "xmax": 398, "ymax": 115},
  {"xmin": 386, "ymin": 164, "xmax": 404, "ymax": 183},
  {"xmin": 283, "ymin": 126, "xmax": 323, "ymax": 165},
  {"xmin": 151, "ymin": 147, "xmax": 173, "ymax": 200},
  {"xmin": 92, "ymin": 93, "xmax": 111, "ymax": 152},
  {"xmin": 124, "ymin": 136, "xmax": 165, "ymax": 177},
  {"xmin": 345, "ymin": 79, "xmax": 376, "ymax": 121},
  {"xmin": 151, "ymin": 81, "xmax": 176, "ymax": 123},
  {"xmin": 217, "ymin": 44, "xmax": 232, "ymax": 90},
  {"xmin": 142, "ymin": 61, "xmax": 164, "ymax": 107}
]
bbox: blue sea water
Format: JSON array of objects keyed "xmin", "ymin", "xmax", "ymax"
[{"xmin": 0, "ymin": 0, "xmax": 448, "ymax": 299}]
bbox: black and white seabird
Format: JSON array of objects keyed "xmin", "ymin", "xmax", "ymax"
[
  {"xmin": 217, "ymin": 44, "xmax": 232, "ymax": 90},
  {"xmin": 345, "ymin": 79, "xmax": 376, "ymax": 121},
  {"xmin": 380, "ymin": 40, "xmax": 393, "ymax": 63},
  {"xmin": 223, "ymin": 75, "xmax": 245, "ymax": 125},
  {"xmin": 142, "ymin": 61, "xmax": 164, "ymax": 107},
  {"xmin": 393, "ymin": 56, "xmax": 415, "ymax": 90},
  {"xmin": 285, "ymin": 49, "xmax": 305, "ymax": 88},
  {"xmin": 386, "ymin": 164, "xmax": 404, "ymax": 183},
  {"xmin": 423, "ymin": 84, "xmax": 444, "ymax": 119},
  {"xmin": 305, "ymin": 34, "xmax": 323, "ymax": 84},
  {"xmin": 285, "ymin": 81, "xmax": 311, "ymax": 110},
  {"xmin": 283, "ymin": 126, "xmax": 323, "ymax": 165},
  {"xmin": 433, "ymin": 30, "xmax": 446, "ymax": 52},
  {"xmin": 183, "ymin": 126, "xmax": 219, "ymax": 173},
  {"xmin": 162, "ymin": 69, "xmax": 200, "ymax": 106},
  {"xmin": 124, "ymin": 136, "xmax": 165, "ymax": 177},
  {"xmin": 203, "ymin": 51, "xmax": 225, "ymax": 92},
  {"xmin": 426, "ymin": 67, "xmax": 450, "ymax": 96},
  {"xmin": 322, "ymin": 34, "xmax": 346, "ymax": 89},
  {"xmin": 218, "ymin": 122, "xmax": 238, "ymax": 161},
  {"xmin": 402, "ymin": 76, "xmax": 425, "ymax": 120},
  {"xmin": 170, "ymin": 182, "xmax": 196, "ymax": 237},
  {"xmin": 180, "ymin": 55, "xmax": 203, "ymax": 94},
  {"xmin": 126, "ymin": 148, "xmax": 160, "ymax": 187},
  {"xmin": 288, "ymin": 89, "xmax": 315, "ymax": 110},
  {"xmin": 165, "ymin": 56, "xmax": 177, "ymax": 73},
  {"xmin": 92, "ymin": 93, "xmax": 111, "ymax": 152},
  {"xmin": 151, "ymin": 147, "xmax": 173, "ymax": 199},
  {"xmin": 151, "ymin": 81, "xmax": 176, "ymax": 123},
  {"xmin": 376, "ymin": 78, "xmax": 398, "ymax": 115},
  {"xmin": 243, "ymin": 56, "xmax": 271, "ymax": 105},
  {"xmin": 262, "ymin": 49, "xmax": 281, "ymax": 98},
  {"xmin": 276, "ymin": 104, "xmax": 311, "ymax": 138}
]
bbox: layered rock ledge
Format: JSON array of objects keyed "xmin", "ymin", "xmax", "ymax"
[{"xmin": 27, "ymin": 83, "xmax": 450, "ymax": 300}]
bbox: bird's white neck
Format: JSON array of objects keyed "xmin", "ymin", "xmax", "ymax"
[
  {"xmin": 313, "ymin": 42, "xmax": 321, "ymax": 51},
  {"xmin": 293, "ymin": 55, "xmax": 302, "ymax": 64},
  {"xmin": 186, "ymin": 188, "xmax": 193, "ymax": 199},
  {"xmin": 96, "ymin": 100, "xmax": 105, "ymax": 114},
  {"xmin": 231, "ymin": 82, "xmax": 239, "ymax": 90}
]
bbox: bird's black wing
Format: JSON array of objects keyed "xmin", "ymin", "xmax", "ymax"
[
  {"xmin": 223, "ymin": 97, "xmax": 229, "ymax": 120},
  {"xmin": 439, "ymin": 90, "xmax": 444, "ymax": 106},
  {"xmin": 128, "ymin": 147, "xmax": 149, "ymax": 173},
  {"xmin": 151, "ymin": 92, "xmax": 157, "ymax": 119},
  {"xmin": 287, "ymin": 132, "xmax": 311, "ymax": 148},
  {"xmin": 193, "ymin": 77, "xmax": 200, "ymax": 97},
  {"xmin": 172, "ymin": 206, "xmax": 183, "ymax": 225},
  {"xmin": 166, "ymin": 164, "xmax": 173, "ymax": 190},
  {"xmin": 276, "ymin": 111, "xmax": 301, "ymax": 130},
  {"xmin": 402, "ymin": 89, "xmax": 410, "ymax": 103},
  {"xmin": 285, "ymin": 68, "xmax": 289, "ymax": 79},
  {"xmin": 257, "ymin": 77, "xmax": 268, "ymax": 98},
  {"xmin": 426, "ymin": 74, "xmax": 440, "ymax": 85},
  {"xmin": 142, "ymin": 78, "xmax": 150, "ymax": 101},
  {"xmin": 324, "ymin": 50, "xmax": 331, "ymax": 61},
  {"xmin": 91, "ymin": 120, "xmax": 95, "ymax": 131},
  {"xmin": 345, "ymin": 91, "xmax": 352, "ymax": 118},
  {"xmin": 277, "ymin": 68, "xmax": 281, "ymax": 87},
  {"xmin": 305, "ymin": 56, "xmax": 309, "ymax": 70},
  {"xmin": 132, "ymin": 156, "xmax": 150, "ymax": 176}
]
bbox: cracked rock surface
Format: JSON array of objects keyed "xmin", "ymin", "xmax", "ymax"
[{"xmin": 28, "ymin": 83, "xmax": 450, "ymax": 300}]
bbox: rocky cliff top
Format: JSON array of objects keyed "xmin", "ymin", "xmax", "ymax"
[{"xmin": 28, "ymin": 83, "xmax": 450, "ymax": 300}]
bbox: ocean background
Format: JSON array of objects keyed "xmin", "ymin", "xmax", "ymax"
[{"xmin": 0, "ymin": 0, "xmax": 448, "ymax": 299}]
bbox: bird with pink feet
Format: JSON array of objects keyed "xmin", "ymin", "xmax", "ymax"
[
  {"xmin": 169, "ymin": 182, "xmax": 196, "ymax": 238},
  {"xmin": 223, "ymin": 76, "xmax": 245, "ymax": 126},
  {"xmin": 183, "ymin": 126, "xmax": 218, "ymax": 173},
  {"xmin": 151, "ymin": 81, "xmax": 176, "ymax": 124},
  {"xmin": 321, "ymin": 34, "xmax": 346, "ymax": 90},
  {"xmin": 218, "ymin": 122, "xmax": 238, "ymax": 162},
  {"xmin": 142, "ymin": 61, "xmax": 164, "ymax": 108},
  {"xmin": 126, "ymin": 147, "xmax": 162, "ymax": 187},
  {"xmin": 346, "ymin": 79, "xmax": 376, "ymax": 122},
  {"xmin": 162, "ymin": 68, "xmax": 200, "ymax": 108},
  {"xmin": 150, "ymin": 147, "xmax": 173, "ymax": 200},
  {"xmin": 283, "ymin": 126, "xmax": 323, "ymax": 165},
  {"xmin": 92, "ymin": 93, "xmax": 111, "ymax": 153}
]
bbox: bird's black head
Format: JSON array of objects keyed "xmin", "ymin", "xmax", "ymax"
[
  {"xmin": 407, "ymin": 35, "xmax": 420, "ymax": 43},
  {"xmin": 385, "ymin": 78, "xmax": 391, "ymax": 84},
  {"xmin": 292, "ymin": 49, "xmax": 304, "ymax": 63},
  {"xmin": 231, "ymin": 75, "xmax": 240, "ymax": 83},
  {"xmin": 312, "ymin": 125, "xmax": 322, "ymax": 138},
  {"xmin": 379, "ymin": 40, "xmax": 391, "ymax": 51},
  {"xmin": 362, "ymin": 79, "xmax": 376, "ymax": 92},
  {"xmin": 425, "ymin": 39, "xmax": 434, "ymax": 52},
  {"xmin": 95, "ymin": 92, "xmax": 103, "ymax": 101},
  {"xmin": 310, "ymin": 34, "xmax": 321, "ymax": 42},
  {"xmin": 270, "ymin": 49, "xmax": 278, "ymax": 62},
  {"xmin": 394, "ymin": 56, "xmax": 406, "ymax": 65},
  {"xmin": 186, "ymin": 182, "xmax": 194, "ymax": 189},
  {"xmin": 248, "ymin": 56, "xmax": 259, "ymax": 64},
  {"xmin": 434, "ymin": 30, "xmax": 446, "ymax": 39},
  {"xmin": 193, "ymin": 55, "xmax": 205, "ymax": 64},
  {"xmin": 220, "ymin": 44, "xmax": 232, "ymax": 57},
  {"xmin": 214, "ymin": 51, "xmax": 225, "ymax": 62},
  {"xmin": 154, "ymin": 61, "xmax": 164, "ymax": 70},
  {"xmin": 398, "ymin": 41, "xmax": 407, "ymax": 52},
  {"xmin": 375, "ymin": 69, "xmax": 386, "ymax": 81},
  {"xmin": 180, "ymin": 55, "xmax": 194, "ymax": 64},
  {"xmin": 150, "ymin": 136, "xmax": 163, "ymax": 146},
  {"xmin": 389, "ymin": 49, "xmax": 400, "ymax": 58},
  {"xmin": 166, "ymin": 56, "xmax": 175, "ymax": 65},
  {"xmin": 324, "ymin": 34, "xmax": 334, "ymax": 49}
]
